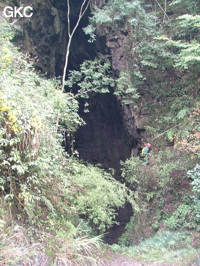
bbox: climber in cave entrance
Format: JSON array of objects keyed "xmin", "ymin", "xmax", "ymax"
[{"xmin": 141, "ymin": 143, "xmax": 151, "ymax": 165}]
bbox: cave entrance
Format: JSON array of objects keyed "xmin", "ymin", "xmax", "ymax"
[
  {"xmin": 75, "ymin": 93, "xmax": 131, "ymax": 176},
  {"xmin": 16, "ymin": 0, "xmax": 136, "ymax": 244},
  {"xmin": 74, "ymin": 92, "xmax": 134, "ymax": 244}
]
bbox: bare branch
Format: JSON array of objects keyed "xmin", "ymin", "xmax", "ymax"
[
  {"xmin": 70, "ymin": 0, "xmax": 90, "ymax": 40},
  {"xmin": 155, "ymin": 0, "xmax": 169, "ymax": 21},
  {"xmin": 67, "ymin": 0, "xmax": 71, "ymax": 38},
  {"xmin": 62, "ymin": 0, "xmax": 91, "ymax": 91},
  {"xmin": 151, "ymin": 123, "xmax": 181, "ymax": 141}
]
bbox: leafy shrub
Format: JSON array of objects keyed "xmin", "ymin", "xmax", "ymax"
[
  {"xmin": 164, "ymin": 165, "xmax": 200, "ymax": 230},
  {"xmin": 65, "ymin": 55, "xmax": 115, "ymax": 98},
  {"xmin": 0, "ymin": 32, "xmax": 83, "ymax": 219},
  {"xmin": 0, "ymin": 19, "xmax": 135, "ymax": 250},
  {"xmin": 118, "ymin": 216, "xmax": 136, "ymax": 246},
  {"xmin": 66, "ymin": 160, "xmax": 138, "ymax": 231},
  {"xmin": 188, "ymin": 164, "xmax": 200, "ymax": 201},
  {"xmin": 164, "ymin": 203, "xmax": 197, "ymax": 230},
  {"xmin": 188, "ymin": 164, "xmax": 200, "ymax": 227},
  {"xmin": 126, "ymin": 230, "xmax": 198, "ymax": 263}
]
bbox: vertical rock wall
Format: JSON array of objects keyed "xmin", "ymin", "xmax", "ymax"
[
  {"xmin": 105, "ymin": 30, "xmax": 148, "ymax": 151},
  {"xmin": 11, "ymin": 0, "xmax": 98, "ymax": 76}
]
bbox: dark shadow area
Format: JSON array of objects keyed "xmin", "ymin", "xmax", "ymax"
[
  {"xmin": 75, "ymin": 93, "xmax": 131, "ymax": 177},
  {"xmin": 75, "ymin": 93, "xmax": 135, "ymax": 243},
  {"xmin": 12, "ymin": 0, "xmax": 137, "ymax": 244}
]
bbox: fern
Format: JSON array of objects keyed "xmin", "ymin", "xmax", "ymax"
[
  {"xmin": 177, "ymin": 108, "xmax": 190, "ymax": 119},
  {"xmin": 40, "ymin": 195, "xmax": 55, "ymax": 213}
]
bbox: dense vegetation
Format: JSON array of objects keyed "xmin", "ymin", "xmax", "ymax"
[
  {"xmin": 71, "ymin": 0, "xmax": 200, "ymax": 231},
  {"xmin": 0, "ymin": 19, "xmax": 136, "ymax": 264},
  {"xmin": 73, "ymin": 0, "xmax": 200, "ymax": 262},
  {"xmin": 0, "ymin": 0, "xmax": 200, "ymax": 264}
]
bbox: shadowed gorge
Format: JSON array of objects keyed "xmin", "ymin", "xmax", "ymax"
[
  {"xmin": 75, "ymin": 93, "xmax": 134, "ymax": 244},
  {"xmin": 11, "ymin": 0, "xmax": 138, "ymax": 243},
  {"xmin": 75, "ymin": 93, "xmax": 132, "ymax": 175},
  {"xmin": 0, "ymin": 0, "xmax": 199, "ymax": 264}
]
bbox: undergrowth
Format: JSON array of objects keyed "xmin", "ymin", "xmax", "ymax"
[
  {"xmin": 0, "ymin": 0, "xmax": 200, "ymax": 264},
  {"xmin": 0, "ymin": 18, "xmax": 134, "ymax": 265},
  {"xmin": 112, "ymin": 230, "xmax": 200, "ymax": 265}
]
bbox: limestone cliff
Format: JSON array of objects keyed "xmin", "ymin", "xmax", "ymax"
[
  {"xmin": 105, "ymin": 30, "xmax": 148, "ymax": 150},
  {"xmin": 2, "ymin": 0, "xmax": 142, "ymax": 165}
]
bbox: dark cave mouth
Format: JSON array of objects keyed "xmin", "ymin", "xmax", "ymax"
[
  {"xmin": 19, "ymin": 0, "xmax": 137, "ymax": 244},
  {"xmin": 73, "ymin": 92, "xmax": 135, "ymax": 244},
  {"xmin": 10, "ymin": 0, "xmax": 141, "ymax": 246},
  {"xmin": 74, "ymin": 93, "xmax": 132, "ymax": 175}
]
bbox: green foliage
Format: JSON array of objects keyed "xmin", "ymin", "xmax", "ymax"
[
  {"xmin": 66, "ymin": 160, "xmax": 138, "ymax": 231},
  {"xmin": 122, "ymin": 157, "xmax": 158, "ymax": 211},
  {"xmin": 0, "ymin": 27, "xmax": 83, "ymax": 219},
  {"xmin": 86, "ymin": 0, "xmax": 159, "ymax": 105},
  {"xmin": 90, "ymin": 0, "xmax": 156, "ymax": 35},
  {"xmin": 65, "ymin": 56, "xmax": 115, "ymax": 98},
  {"xmin": 119, "ymin": 148, "xmax": 199, "ymax": 244},
  {"xmin": 87, "ymin": 0, "xmax": 200, "ymax": 149},
  {"xmin": 188, "ymin": 164, "xmax": 200, "ymax": 223},
  {"xmin": 176, "ymin": 14, "xmax": 200, "ymax": 41},
  {"xmin": 147, "ymin": 12, "xmax": 200, "ymax": 145},
  {"xmin": 66, "ymin": 60, "xmax": 140, "ymax": 106},
  {"xmin": 169, "ymin": 0, "xmax": 200, "ymax": 15},
  {"xmin": 0, "ymin": 19, "xmax": 132, "ymax": 238},
  {"xmin": 121, "ymin": 151, "xmax": 188, "ymax": 192},
  {"xmin": 164, "ymin": 203, "xmax": 198, "ymax": 230},
  {"xmin": 189, "ymin": 164, "xmax": 200, "ymax": 199},
  {"xmin": 126, "ymin": 230, "xmax": 199, "ymax": 263},
  {"xmin": 157, "ymin": 35, "xmax": 200, "ymax": 71},
  {"xmin": 175, "ymin": 41, "xmax": 200, "ymax": 70},
  {"xmin": 110, "ymin": 230, "xmax": 199, "ymax": 264},
  {"xmin": 69, "ymin": 163, "xmax": 124, "ymax": 230},
  {"xmin": 0, "ymin": 20, "xmax": 15, "ymax": 43},
  {"xmin": 121, "ymin": 157, "xmax": 144, "ymax": 188},
  {"xmin": 83, "ymin": 23, "xmax": 96, "ymax": 43},
  {"xmin": 118, "ymin": 215, "xmax": 136, "ymax": 246},
  {"xmin": 41, "ymin": 217, "xmax": 102, "ymax": 265},
  {"xmin": 114, "ymin": 72, "xmax": 140, "ymax": 105}
]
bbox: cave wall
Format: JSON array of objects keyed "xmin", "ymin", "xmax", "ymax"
[
  {"xmin": 9, "ymin": 0, "xmax": 67, "ymax": 76},
  {"xmin": 11, "ymin": 0, "xmax": 103, "ymax": 76},
  {"xmin": 99, "ymin": 28, "xmax": 149, "ymax": 150}
]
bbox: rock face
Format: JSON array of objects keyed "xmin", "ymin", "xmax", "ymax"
[
  {"xmin": 11, "ymin": 0, "xmax": 133, "ymax": 167},
  {"xmin": 103, "ymin": 30, "xmax": 148, "ymax": 150},
  {"xmin": 10, "ymin": 0, "xmax": 67, "ymax": 76},
  {"xmin": 6, "ymin": 0, "xmax": 145, "ymax": 157},
  {"xmin": 12, "ymin": 0, "xmax": 98, "ymax": 76}
]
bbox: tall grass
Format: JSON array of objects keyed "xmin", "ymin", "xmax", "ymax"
[
  {"xmin": 111, "ymin": 230, "xmax": 199, "ymax": 265},
  {"xmin": 127, "ymin": 231, "xmax": 199, "ymax": 264},
  {"xmin": 0, "ymin": 213, "xmax": 103, "ymax": 265}
]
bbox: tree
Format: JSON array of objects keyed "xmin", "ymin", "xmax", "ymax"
[{"xmin": 62, "ymin": 0, "xmax": 91, "ymax": 91}]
